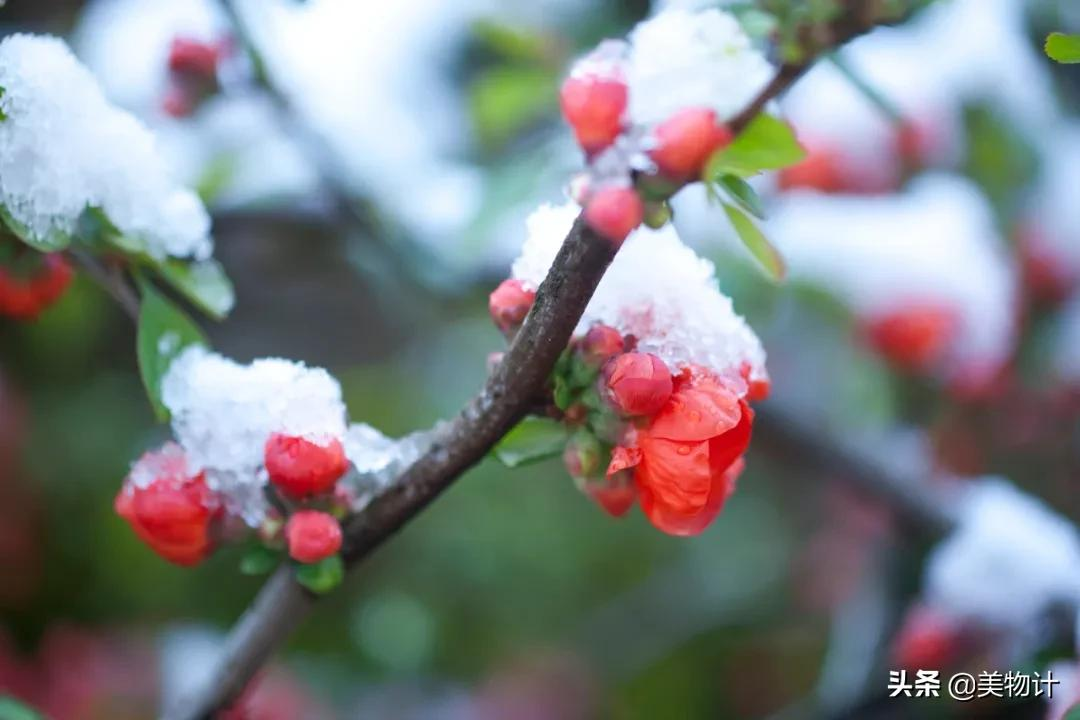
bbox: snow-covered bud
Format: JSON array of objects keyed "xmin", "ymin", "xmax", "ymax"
[
  {"xmin": 264, "ymin": 434, "xmax": 349, "ymax": 499},
  {"xmin": 560, "ymin": 43, "xmax": 628, "ymax": 155},
  {"xmin": 285, "ymin": 510, "xmax": 342, "ymax": 564},
  {"xmin": 603, "ymin": 352, "xmax": 673, "ymax": 417},
  {"xmin": 115, "ymin": 443, "xmax": 220, "ymax": 566},
  {"xmin": 649, "ymin": 108, "xmax": 732, "ymax": 181},
  {"xmin": 488, "ymin": 279, "xmax": 535, "ymax": 334},
  {"xmin": 584, "ymin": 187, "xmax": 643, "ymax": 246},
  {"xmin": 579, "ymin": 324, "xmax": 624, "ymax": 366}
]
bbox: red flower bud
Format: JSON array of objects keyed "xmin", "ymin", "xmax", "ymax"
[
  {"xmin": 892, "ymin": 605, "xmax": 963, "ymax": 671},
  {"xmin": 285, "ymin": 510, "xmax": 342, "ymax": 563},
  {"xmin": 264, "ymin": 434, "xmax": 349, "ymax": 499},
  {"xmin": 634, "ymin": 369, "xmax": 752, "ymax": 535},
  {"xmin": 584, "ymin": 187, "xmax": 644, "ymax": 246},
  {"xmin": 863, "ymin": 305, "xmax": 956, "ymax": 372},
  {"xmin": 488, "ymin": 279, "xmax": 535, "ymax": 334},
  {"xmin": 649, "ymin": 108, "xmax": 732, "ymax": 181},
  {"xmin": 168, "ymin": 37, "xmax": 222, "ymax": 80},
  {"xmin": 563, "ymin": 431, "xmax": 603, "ymax": 481},
  {"xmin": 778, "ymin": 146, "xmax": 847, "ymax": 194},
  {"xmin": 579, "ymin": 324, "xmax": 624, "ymax": 366},
  {"xmin": 560, "ymin": 74, "xmax": 627, "ymax": 155},
  {"xmin": 115, "ymin": 444, "xmax": 220, "ymax": 566},
  {"xmin": 603, "ymin": 352, "xmax": 672, "ymax": 417},
  {"xmin": 0, "ymin": 253, "xmax": 73, "ymax": 320},
  {"xmin": 30, "ymin": 254, "xmax": 73, "ymax": 307}
]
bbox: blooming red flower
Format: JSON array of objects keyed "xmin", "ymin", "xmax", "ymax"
[
  {"xmin": 579, "ymin": 324, "xmax": 625, "ymax": 366},
  {"xmin": 114, "ymin": 445, "xmax": 219, "ymax": 566},
  {"xmin": 285, "ymin": 510, "xmax": 342, "ymax": 563},
  {"xmin": 603, "ymin": 352, "xmax": 672, "ymax": 417},
  {"xmin": 264, "ymin": 434, "xmax": 349, "ymax": 499},
  {"xmin": 489, "ymin": 279, "xmax": 536, "ymax": 334},
  {"xmin": 584, "ymin": 187, "xmax": 644, "ymax": 246},
  {"xmin": 633, "ymin": 368, "xmax": 752, "ymax": 535},
  {"xmin": 863, "ymin": 304, "xmax": 956, "ymax": 372},
  {"xmin": 560, "ymin": 74, "xmax": 627, "ymax": 155},
  {"xmin": 649, "ymin": 108, "xmax": 732, "ymax": 181}
]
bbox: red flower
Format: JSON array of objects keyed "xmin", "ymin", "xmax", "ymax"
[
  {"xmin": 603, "ymin": 352, "xmax": 673, "ymax": 417},
  {"xmin": 285, "ymin": 510, "xmax": 342, "ymax": 563},
  {"xmin": 634, "ymin": 368, "xmax": 752, "ymax": 535},
  {"xmin": 649, "ymin": 108, "xmax": 732, "ymax": 181},
  {"xmin": 0, "ymin": 253, "xmax": 73, "ymax": 320},
  {"xmin": 488, "ymin": 279, "xmax": 536, "ymax": 334},
  {"xmin": 560, "ymin": 74, "xmax": 627, "ymax": 155},
  {"xmin": 114, "ymin": 444, "xmax": 219, "ymax": 566},
  {"xmin": 168, "ymin": 37, "xmax": 223, "ymax": 80},
  {"xmin": 863, "ymin": 304, "xmax": 956, "ymax": 372},
  {"xmin": 777, "ymin": 145, "xmax": 847, "ymax": 194},
  {"xmin": 584, "ymin": 187, "xmax": 643, "ymax": 246},
  {"xmin": 264, "ymin": 434, "xmax": 349, "ymax": 499}
]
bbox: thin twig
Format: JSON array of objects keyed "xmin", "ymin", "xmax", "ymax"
[{"xmin": 69, "ymin": 249, "xmax": 140, "ymax": 321}]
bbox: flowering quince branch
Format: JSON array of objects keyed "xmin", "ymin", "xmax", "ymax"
[{"xmin": 151, "ymin": 4, "xmax": 936, "ymax": 717}]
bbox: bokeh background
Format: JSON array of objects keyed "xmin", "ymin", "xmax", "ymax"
[{"xmin": 2, "ymin": 0, "xmax": 1080, "ymax": 717}]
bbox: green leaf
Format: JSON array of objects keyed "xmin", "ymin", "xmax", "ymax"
[
  {"xmin": 295, "ymin": 555, "xmax": 344, "ymax": 594},
  {"xmin": 136, "ymin": 277, "xmax": 208, "ymax": 421},
  {"xmin": 0, "ymin": 696, "xmax": 44, "ymax": 720},
  {"xmin": 240, "ymin": 546, "xmax": 280, "ymax": 576},
  {"xmin": 722, "ymin": 202, "xmax": 786, "ymax": 282},
  {"xmin": 1046, "ymin": 32, "xmax": 1080, "ymax": 64},
  {"xmin": 717, "ymin": 174, "xmax": 766, "ymax": 219},
  {"xmin": 706, "ymin": 114, "xmax": 806, "ymax": 179},
  {"xmin": 472, "ymin": 20, "xmax": 549, "ymax": 62},
  {"xmin": 0, "ymin": 205, "xmax": 69, "ymax": 252},
  {"xmin": 153, "ymin": 259, "xmax": 235, "ymax": 320},
  {"xmin": 469, "ymin": 66, "xmax": 557, "ymax": 150},
  {"xmin": 492, "ymin": 416, "xmax": 568, "ymax": 468}
]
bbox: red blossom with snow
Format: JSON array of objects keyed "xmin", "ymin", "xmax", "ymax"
[
  {"xmin": 264, "ymin": 434, "xmax": 349, "ymax": 500},
  {"xmin": 114, "ymin": 444, "xmax": 221, "ymax": 566}
]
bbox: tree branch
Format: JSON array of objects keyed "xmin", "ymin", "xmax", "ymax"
[
  {"xmin": 159, "ymin": 3, "xmax": 921, "ymax": 716},
  {"xmin": 69, "ymin": 249, "xmax": 140, "ymax": 322}
]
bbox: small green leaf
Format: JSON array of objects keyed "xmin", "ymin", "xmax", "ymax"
[
  {"xmin": 295, "ymin": 555, "xmax": 344, "ymax": 594},
  {"xmin": 136, "ymin": 277, "xmax": 208, "ymax": 420},
  {"xmin": 469, "ymin": 66, "xmax": 557, "ymax": 149},
  {"xmin": 472, "ymin": 20, "xmax": 550, "ymax": 62},
  {"xmin": 1046, "ymin": 32, "xmax": 1080, "ymax": 64},
  {"xmin": 492, "ymin": 416, "xmax": 568, "ymax": 468},
  {"xmin": 0, "ymin": 205, "xmax": 69, "ymax": 252},
  {"xmin": 240, "ymin": 546, "xmax": 280, "ymax": 576},
  {"xmin": 706, "ymin": 114, "xmax": 806, "ymax": 179},
  {"xmin": 153, "ymin": 259, "xmax": 235, "ymax": 320},
  {"xmin": 722, "ymin": 202, "xmax": 786, "ymax": 282},
  {"xmin": 0, "ymin": 696, "xmax": 44, "ymax": 720},
  {"xmin": 718, "ymin": 174, "xmax": 766, "ymax": 219}
]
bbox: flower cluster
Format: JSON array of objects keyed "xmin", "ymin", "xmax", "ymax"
[
  {"xmin": 491, "ymin": 204, "xmax": 767, "ymax": 535},
  {"xmin": 115, "ymin": 347, "xmax": 422, "ymax": 572},
  {"xmin": 558, "ymin": 7, "xmax": 771, "ymax": 244},
  {"xmin": 0, "ymin": 242, "xmax": 72, "ymax": 319}
]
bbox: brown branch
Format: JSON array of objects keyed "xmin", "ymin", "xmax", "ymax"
[{"xmin": 160, "ymin": 4, "xmax": 922, "ymax": 717}]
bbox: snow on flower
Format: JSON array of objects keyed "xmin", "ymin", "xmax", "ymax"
[
  {"xmin": 924, "ymin": 478, "xmax": 1080, "ymax": 629},
  {"xmin": 0, "ymin": 34, "xmax": 212, "ymax": 259},
  {"xmin": 625, "ymin": 8, "xmax": 771, "ymax": 127},
  {"xmin": 766, "ymin": 174, "xmax": 1016, "ymax": 384},
  {"xmin": 161, "ymin": 347, "xmax": 347, "ymax": 525},
  {"xmin": 511, "ymin": 202, "xmax": 767, "ymax": 385}
]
